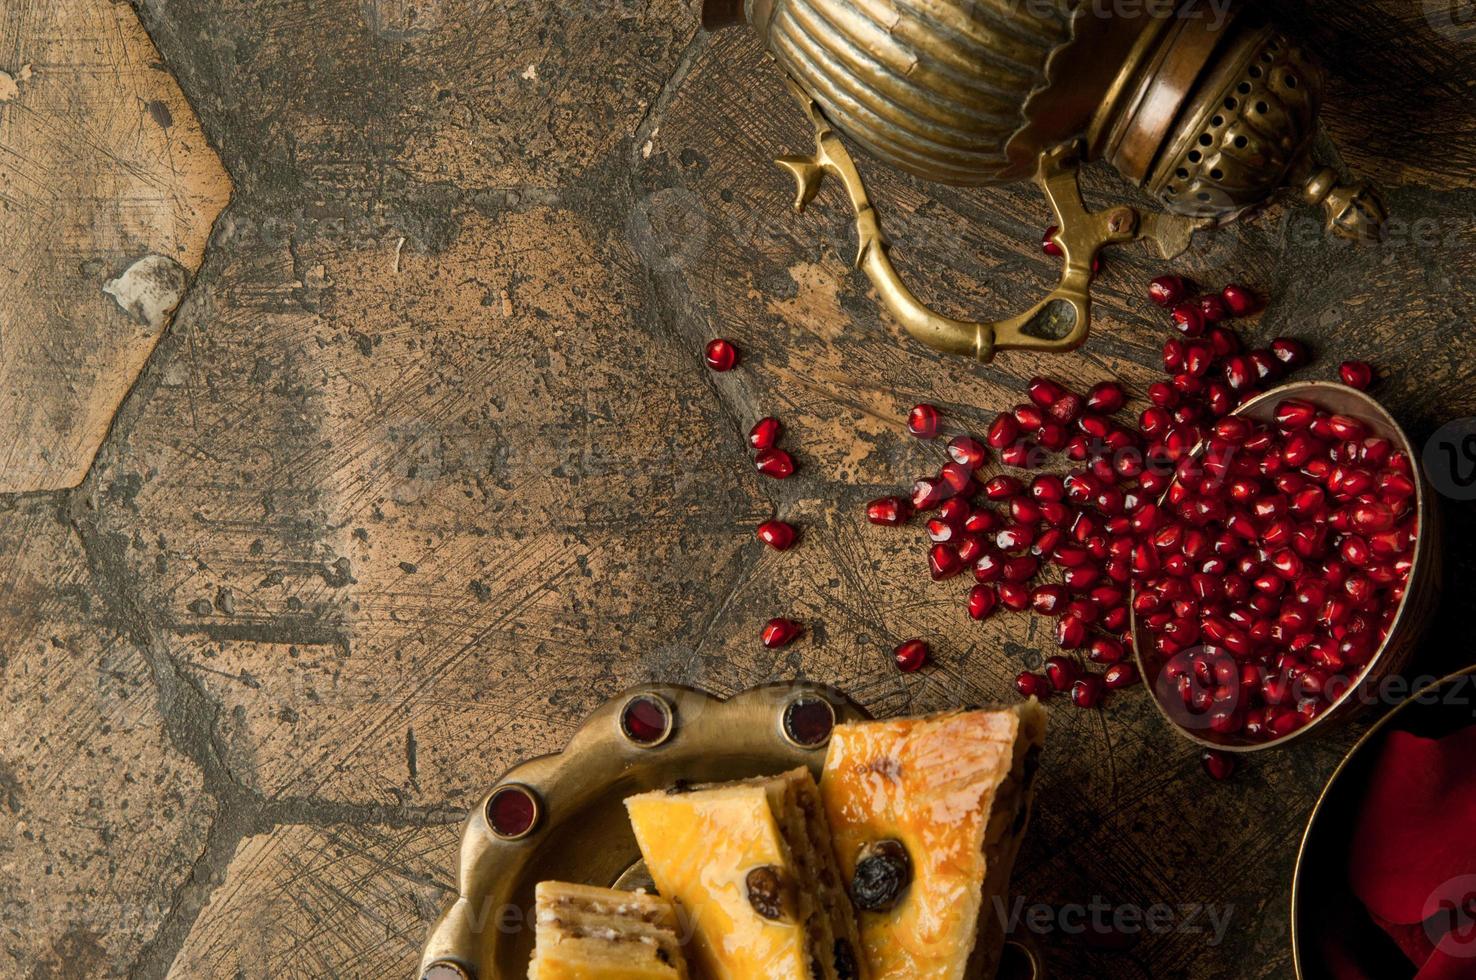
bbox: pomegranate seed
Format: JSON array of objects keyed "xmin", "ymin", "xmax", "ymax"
[
  {"xmin": 1089, "ymin": 637, "xmax": 1125, "ymax": 665},
  {"xmin": 1015, "ymin": 671, "xmax": 1050, "ymax": 699},
  {"xmin": 1014, "ymin": 403, "xmax": 1045, "ymax": 429},
  {"xmin": 1002, "ymin": 555, "xmax": 1039, "ymax": 581},
  {"xmin": 957, "ymin": 534, "xmax": 987, "ymax": 565},
  {"xmin": 1270, "ymin": 337, "xmax": 1309, "ymax": 369},
  {"xmin": 999, "ymin": 581, "xmax": 1031, "ymax": 611},
  {"xmin": 1044, "ymin": 656, "xmax": 1079, "ymax": 691},
  {"xmin": 866, "ymin": 497, "xmax": 912, "ymax": 526},
  {"xmin": 1071, "ymin": 676, "xmax": 1104, "ymax": 708},
  {"xmin": 1042, "ymin": 225, "xmax": 1063, "ymax": 257},
  {"xmin": 1056, "ymin": 615, "xmax": 1088, "ymax": 650},
  {"xmin": 936, "ymin": 498, "xmax": 969, "ymax": 526},
  {"xmin": 893, "ymin": 639, "xmax": 929, "ymax": 672},
  {"xmin": 947, "ymin": 435, "xmax": 988, "ymax": 469},
  {"xmin": 1149, "ymin": 274, "xmax": 1188, "ymax": 308},
  {"xmin": 1171, "ymin": 301, "xmax": 1206, "ymax": 337},
  {"xmin": 1031, "ymin": 584, "xmax": 1069, "ymax": 616},
  {"xmin": 940, "ymin": 461, "xmax": 974, "ymax": 494},
  {"xmin": 984, "ymin": 475, "xmax": 1024, "ymax": 501},
  {"xmin": 1222, "ymin": 355, "xmax": 1255, "ymax": 392},
  {"xmin": 761, "ymin": 618, "xmax": 802, "ymax": 648},
  {"xmin": 987, "ymin": 413, "xmax": 1020, "ymax": 449},
  {"xmin": 1104, "ymin": 662, "xmax": 1138, "ymax": 688},
  {"xmin": 755, "ymin": 448, "xmax": 795, "ymax": 479},
  {"xmin": 1087, "ymin": 382, "xmax": 1126, "ymax": 414},
  {"xmin": 929, "ymin": 544, "xmax": 964, "ymax": 581},
  {"xmin": 1049, "ymin": 393, "xmax": 1085, "ymax": 424},
  {"xmin": 1274, "ymin": 399, "xmax": 1317, "ymax": 430},
  {"xmin": 756, "ymin": 520, "xmax": 798, "ymax": 551},
  {"xmin": 964, "ymin": 509, "xmax": 999, "ymax": 535},
  {"xmin": 968, "ymin": 585, "xmax": 999, "ymax": 621},
  {"xmin": 912, "ymin": 477, "xmax": 950, "ymax": 511},
  {"xmin": 1028, "ymin": 377, "xmax": 1066, "ymax": 408},
  {"xmin": 1221, "ymin": 284, "xmax": 1261, "ymax": 317},
  {"xmin": 1199, "ymin": 294, "xmax": 1229, "ymax": 323},
  {"xmin": 748, "ymin": 417, "xmax": 781, "ymax": 450},
  {"xmin": 1338, "ymin": 360, "xmax": 1374, "ymax": 390},
  {"xmin": 705, "ymin": 338, "xmax": 739, "ymax": 371},
  {"xmin": 908, "ymin": 404, "xmax": 940, "ymax": 439},
  {"xmin": 1201, "ymin": 750, "xmax": 1236, "ymax": 781}
]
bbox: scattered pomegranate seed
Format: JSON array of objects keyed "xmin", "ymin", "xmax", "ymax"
[
  {"xmin": 948, "ymin": 435, "xmax": 989, "ymax": 470},
  {"xmin": 705, "ymin": 338, "xmax": 738, "ymax": 371},
  {"xmin": 756, "ymin": 520, "xmax": 798, "ymax": 551},
  {"xmin": 929, "ymin": 544, "xmax": 964, "ymax": 581},
  {"xmin": 1044, "ymin": 656, "xmax": 1079, "ymax": 691},
  {"xmin": 761, "ymin": 618, "xmax": 802, "ymax": 648},
  {"xmin": 1270, "ymin": 337, "xmax": 1309, "ymax": 369},
  {"xmin": 1221, "ymin": 284, "xmax": 1261, "ymax": 317},
  {"xmin": 866, "ymin": 497, "xmax": 912, "ymax": 526},
  {"xmin": 894, "ymin": 639, "xmax": 929, "ymax": 672},
  {"xmin": 755, "ymin": 448, "xmax": 795, "ymax": 479},
  {"xmin": 908, "ymin": 404, "xmax": 940, "ymax": 439},
  {"xmin": 1103, "ymin": 662, "xmax": 1138, "ymax": 689},
  {"xmin": 749, "ymin": 417, "xmax": 782, "ymax": 450},
  {"xmin": 1071, "ymin": 676, "xmax": 1104, "ymax": 708},
  {"xmin": 1339, "ymin": 360, "xmax": 1374, "ymax": 390},
  {"xmin": 1086, "ymin": 382, "xmax": 1126, "ymax": 414},
  {"xmin": 1199, "ymin": 294, "xmax": 1229, "ymax": 324},
  {"xmin": 1171, "ymin": 302, "xmax": 1206, "ymax": 337},
  {"xmin": 1149, "ymin": 275, "xmax": 1188, "ymax": 308},
  {"xmin": 1015, "ymin": 671, "xmax": 1050, "ymax": 699},
  {"xmin": 1201, "ymin": 749, "xmax": 1236, "ymax": 781},
  {"xmin": 968, "ymin": 584, "xmax": 999, "ymax": 621},
  {"xmin": 1042, "ymin": 225, "xmax": 1063, "ymax": 257}
]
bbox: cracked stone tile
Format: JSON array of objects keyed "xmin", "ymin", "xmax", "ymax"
[
  {"xmin": 0, "ymin": 0, "xmax": 232, "ymax": 493},
  {"xmin": 134, "ymin": 0, "xmax": 700, "ymax": 195},
  {"xmin": 89, "ymin": 205, "xmax": 766, "ymax": 807},
  {"xmin": 166, "ymin": 821, "xmax": 460, "ymax": 979},
  {"xmin": 0, "ymin": 499, "xmax": 216, "ymax": 976}
]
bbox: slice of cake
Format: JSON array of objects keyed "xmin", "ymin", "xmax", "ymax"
[
  {"xmin": 528, "ymin": 881, "xmax": 689, "ymax": 979},
  {"xmin": 820, "ymin": 704, "xmax": 1046, "ymax": 980},
  {"xmin": 625, "ymin": 768, "xmax": 867, "ymax": 980}
]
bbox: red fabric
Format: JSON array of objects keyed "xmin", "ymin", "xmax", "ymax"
[{"xmin": 1344, "ymin": 726, "xmax": 1476, "ymax": 978}]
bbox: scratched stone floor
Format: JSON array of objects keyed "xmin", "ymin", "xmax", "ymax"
[{"xmin": 2, "ymin": 0, "xmax": 1476, "ymax": 978}]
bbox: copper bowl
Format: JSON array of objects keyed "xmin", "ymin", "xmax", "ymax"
[
  {"xmin": 1131, "ymin": 381, "xmax": 1443, "ymax": 753},
  {"xmin": 1291, "ymin": 664, "xmax": 1476, "ymax": 977}
]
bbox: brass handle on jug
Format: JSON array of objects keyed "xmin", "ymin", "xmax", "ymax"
[{"xmin": 777, "ymin": 85, "xmax": 1209, "ymax": 362}]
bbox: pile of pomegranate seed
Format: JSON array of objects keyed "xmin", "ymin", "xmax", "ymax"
[
  {"xmin": 1138, "ymin": 395, "xmax": 1417, "ymax": 742},
  {"xmin": 864, "ymin": 276, "xmax": 1415, "ymax": 747}
]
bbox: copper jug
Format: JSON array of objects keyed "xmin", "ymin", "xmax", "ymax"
[{"xmin": 703, "ymin": 0, "xmax": 1385, "ymax": 361}]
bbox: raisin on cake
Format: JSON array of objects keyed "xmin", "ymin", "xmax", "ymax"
[
  {"xmin": 528, "ymin": 881, "xmax": 689, "ymax": 979},
  {"xmin": 819, "ymin": 704, "xmax": 1046, "ymax": 979},
  {"xmin": 625, "ymin": 768, "xmax": 867, "ymax": 980}
]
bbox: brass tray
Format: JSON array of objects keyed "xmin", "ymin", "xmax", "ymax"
[{"xmin": 417, "ymin": 682, "xmax": 1044, "ymax": 979}]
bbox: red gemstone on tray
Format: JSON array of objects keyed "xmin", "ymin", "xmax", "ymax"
[
  {"xmin": 894, "ymin": 639, "xmax": 930, "ymax": 673},
  {"xmin": 621, "ymin": 695, "xmax": 672, "ymax": 745},
  {"xmin": 487, "ymin": 785, "xmax": 540, "ymax": 838},
  {"xmin": 749, "ymin": 416, "xmax": 782, "ymax": 450},
  {"xmin": 783, "ymin": 696, "xmax": 835, "ymax": 747},
  {"xmin": 705, "ymin": 338, "xmax": 738, "ymax": 372}
]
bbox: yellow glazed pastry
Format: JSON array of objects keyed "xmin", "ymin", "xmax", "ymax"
[
  {"xmin": 820, "ymin": 704, "xmax": 1046, "ymax": 980},
  {"xmin": 528, "ymin": 881, "xmax": 688, "ymax": 979},
  {"xmin": 625, "ymin": 768, "xmax": 867, "ymax": 980}
]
